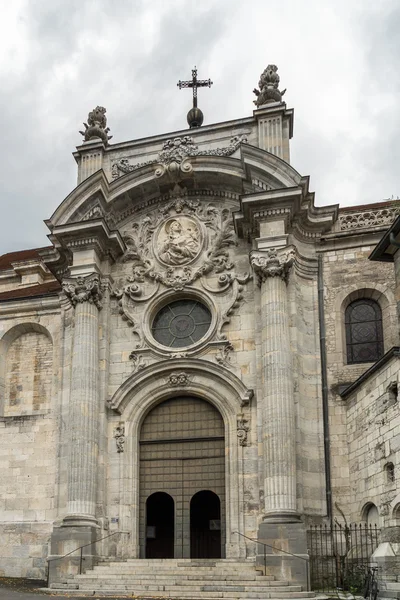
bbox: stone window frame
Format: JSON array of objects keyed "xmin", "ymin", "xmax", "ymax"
[
  {"xmin": 335, "ymin": 286, "xmax": 397, "ymax": 370},
  {"xmin": 142, "ymin": 288, "xmax": 218, "ymax": 355},
  {"xmin": 0, "ymin": 322, "xmax": 54, "ymax": 417},
  {"xmin": 345, "ymin": 298, "xmax": 384, "ymax": 365},
  {"xmin": 384, "ymin": 462, "xmax": 395, "ymax": 484}
]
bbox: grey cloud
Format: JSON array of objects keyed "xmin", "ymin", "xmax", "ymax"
[{"xmin": 0, "ymin": 0, "xmax": 399, "ymax": 253}]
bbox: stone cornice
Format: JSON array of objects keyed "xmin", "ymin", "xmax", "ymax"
[
  {"xmin": 250, "ymin": 247, "xmax": 295, "ymax": 285},
  {"xmin": 48, "ymin": 218, "xmax": 126, "ymax": 266},
  {"xmin": 62, "ymin": 274, "xmax": 103, "ymax": 310},
  {"xmin": 235, "ymin": 177, "xmax": 338, "ymax": 242},
  {"xmin": 340, "ymin": 347, "xmax": 400, "ymax": 399}
]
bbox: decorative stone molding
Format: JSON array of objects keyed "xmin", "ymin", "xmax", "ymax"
[
  {"xmin": 338, "ymin": 206, "xmax": 400, "ymax": 232},
  {"xmin": 111, "ymin": 134, "xmax": 247, "ymax": 179},
  {"xmin": 113, "ymin": 188, "xmax": 240, "ymax": 227},
  {"xmin": 215, "ymin": 342, "xmax": 234, "ymax": 368},
  {"xmin": 240, "ymin": 389, "xmax": 254, "ymax": 408},
  {"xmin": 114, "ymin": 424, "xmax": 125, "ymax": 453},
  {"xmin": 129, "ymin": 353, "xmax": 146, "ymax": 373},
  {"xmin": 63, "ymin": 274, "xmax": 103, "ymax": 309},
  {"xmin": 237, "ymin": 418, "xmax": 250, "ymax": 446},
  {"xmin": 107, "ymin": 358, "xmax": 254, "ymax": 415},
  {"xmin": 168, "ymin": 372, "xmax": 191, "ymax": 387},
  {"xmin": 112, "ymin": 199, "xmax": 251, "ymax": 352},
  {"xmin": 250, "ymin": 248, "xmax": 295, "ymax": 286}
]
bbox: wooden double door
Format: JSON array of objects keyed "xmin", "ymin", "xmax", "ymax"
[{"xmin": 139, "ymin": 396, "xmax": 226, "ymax": 558}]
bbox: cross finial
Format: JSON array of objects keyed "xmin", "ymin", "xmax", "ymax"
[{"xmin": 177, "ymin": 66, "xmax": 213, "ymax": 128}]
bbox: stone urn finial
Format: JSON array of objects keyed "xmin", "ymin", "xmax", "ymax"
[
  {"xmin": 79, "ymin": 106, "xmax": 113, "ymax": 146},
  {"xmin": 253, "ymin": 65, "xmax": 286, "ymax": 106}
]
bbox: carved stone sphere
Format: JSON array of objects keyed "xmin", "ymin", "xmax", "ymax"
[{"xmin": 187, "ymin": 107, "xmax": 204, "ymax": 128}]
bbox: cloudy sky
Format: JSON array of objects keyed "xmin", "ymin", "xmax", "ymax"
[{"xmin": 0, "ymin": 0, "xmax": 399, "ymax": 253}]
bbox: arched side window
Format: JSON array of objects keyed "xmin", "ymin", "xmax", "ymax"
[{"xmin": 345, "ymin": 299, "xmax": 384, "ymax": 364}]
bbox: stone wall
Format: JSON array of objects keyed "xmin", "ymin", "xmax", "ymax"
[
  {"xmin": 0, "ymin": 314, "xmax": 60, "ymax": 579},
  {"xmin": 322, "ymin": 244, "xmax": 398, "ymax": 517},
  {"xmin": 0, "ymin": 414, "xmax": 56, "ymax": 578},
  {"xmin": 5, "ymin": 331, "xmax": 52, "ymax": 416},
  {"xmin": 345, "ymin": 355, "xmax": 400, "ymax": 523}
]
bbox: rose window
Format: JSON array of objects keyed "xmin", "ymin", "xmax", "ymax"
[{"xmin": 152, "ymin": 299, "xmax": 212, "ymax": 348}]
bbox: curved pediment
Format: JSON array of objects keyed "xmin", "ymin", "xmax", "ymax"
[{"xmin": 47, "ymin": 144, "xmax": 305, "ymax": 232}]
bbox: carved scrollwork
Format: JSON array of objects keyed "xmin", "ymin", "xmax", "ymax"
[
  {"xmin": 129, "ymin": 353, "xmax": 146, "ymax": 373},
  {"xmin": 111, "ymin": 135, "xmax": 248, "ymax": 179},
  {"xmin": 250, "ymin": 248, "xmax": 295, "ymax": 286},
  {"xmin": 215, "ymin": 342, "xmax": 234, "ymax": 368},
  {"xmin": 114, "ymin": 424, "xmax": 125, "ymax": 453},
  {"xmin": 237, "ymin": 418, "xmax": 250, "ymax": 446},
  {"xmin": 114, "ymin": 199, "xmax": 251, "ymax": 354},
  {"xmin": 168, "ymin": 372, "xmax": 191, "ymax": 386},
  {"xmin": 118, "ymin": 202, "xmax": 237, "ymax": 297},
  {"xmin": 63, "ymin": 274, "xmax": 103, "ymax": 310}
]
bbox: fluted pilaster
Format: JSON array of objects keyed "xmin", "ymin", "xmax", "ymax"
[
  {"xmin": 63, "ymin": 275, "xmax": 102, "ymax": 524},
  {"xmin": 251, "ymin": 248, "xmax": 297, "ymax": 518}
]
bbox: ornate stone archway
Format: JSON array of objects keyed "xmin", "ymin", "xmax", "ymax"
[{"xmin": 108, "ymin": 358, "xmax": 253, "ymax": 559}]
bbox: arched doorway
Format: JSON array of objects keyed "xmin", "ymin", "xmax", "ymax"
[
  {"xmin": 139, "ymin": 396, "xmax": 225, "ymax": 558},
  {"xmin": 190, "ymin": 491, "xmax": 221, "ymax": 558},
  {"xmin": 145, "ymin": 492, "xmax": 174, "ymax": 558}
]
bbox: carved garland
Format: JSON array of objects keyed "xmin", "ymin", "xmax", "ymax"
[{"xmin": 111, "ymin": 134, "xmax": 248, "ymax": 180}]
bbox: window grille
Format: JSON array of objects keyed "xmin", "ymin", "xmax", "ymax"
[{"xmin": 345, "ymin": 299, "xmax": 383, "ymax": 364}]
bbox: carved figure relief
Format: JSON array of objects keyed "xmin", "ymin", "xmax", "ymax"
[
  {"xmin": 113, "ymin": 196, "xmax": 251, "ymax": 358},
  {"xmin": 157, "ymin": 217, "xmax": 201, "ymax": 266}
]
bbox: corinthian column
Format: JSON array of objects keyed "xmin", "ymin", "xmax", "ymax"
[
  {"xmin": 251, "ymin": 247, "xmax": 297, "ymax": 518},
  {"xmin": 62, "ymin": 274, "xmax": 103, "ymax": 525}
]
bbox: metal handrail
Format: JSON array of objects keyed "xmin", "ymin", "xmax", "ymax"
[
  {"xmin": 233, "ymin": 531, "xmax": 310, "ymax": 590},
  {"xmin": 47, "ymin": 530, "xmax": 130, "ymax": 587}
]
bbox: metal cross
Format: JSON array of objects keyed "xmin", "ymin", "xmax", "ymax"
[{"xmin": 177, "ymin": 66, "xmax": 213, "ymax": 108}]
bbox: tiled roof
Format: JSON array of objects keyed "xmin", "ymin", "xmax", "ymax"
[
  {"xmin": 0, "ymin": 281, "xmax": 61, "ymax": 302},
  {"xmin": 0, "ymin": 247, "xmax": 52, "ymax": 271}
]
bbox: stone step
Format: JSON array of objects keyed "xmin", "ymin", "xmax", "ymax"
[
  {"xmin": 51, "ymin": 593, "xmax": 314, "ymax": 600},
  {"xmin": 70, "ymin": 590, "xmax": 314, "ymax": 599},
  {"xmin": 74, "ymin": 582, "xmax": 297, "ymax": 592},
  {"xmin": 92, "ymin": 563, "xmax": 256, "ymax": 568},
  {"xmin": 83, "ymin": 570, "xmax": 273, "ymax": 579},
  {"xmin": 73, "ymin": 573, "xmax": 276, "ymax": 586}
]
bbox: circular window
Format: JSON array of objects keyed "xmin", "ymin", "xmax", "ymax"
[{"xmin": 152, "ymin": 299, "xmax": 212, "ymax": 348}]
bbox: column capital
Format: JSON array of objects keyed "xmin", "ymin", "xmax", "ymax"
[
  {"xmin": 250, "ymin": 247, "xmax": 295, "ymax": 286},
  {"xmin": 63, "ymin": 273, "xmax": 103, "ymax": 310}
]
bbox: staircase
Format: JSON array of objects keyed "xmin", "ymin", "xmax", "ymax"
[{"xmin": 51, "ymin": 558, "xmax": 315, "ymax": 598}]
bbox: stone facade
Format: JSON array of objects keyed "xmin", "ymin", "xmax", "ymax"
[{"xmin": 0, "ymin": 90, "xmax": 399, "ymax": 588}]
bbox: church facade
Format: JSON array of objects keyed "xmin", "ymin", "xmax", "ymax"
[{"xmin": 0, "ymin": 66, "xmax": 400, "ymax": 589}]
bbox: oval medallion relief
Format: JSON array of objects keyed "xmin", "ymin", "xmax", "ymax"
[{"xmin": 156, "ymin": 217, "xmax": 202, "ymax": 266}]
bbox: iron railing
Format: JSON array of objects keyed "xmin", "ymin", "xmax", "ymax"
[
  {"xmin": 47, "ymin": 530, "xmax": 130, "ymax": 587},
  {"xmin": 233, "ymin": 531, "xmax": 310, "ymax": 590},
  {"xmin": 307, "ymin": 523, "xmax": 380, "ymax": 593}
]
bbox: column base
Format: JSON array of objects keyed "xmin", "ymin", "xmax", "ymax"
[
  {"xmin": 62, "ymin": 513, "xmax": 99, "ymax": 527},
  {"xmin": 256, "ymin": 516, "xmax": 309, "ymax": 589},
  {"xmin": 48, "ymin": 522, "xmax": 100, "ymax": 586}
]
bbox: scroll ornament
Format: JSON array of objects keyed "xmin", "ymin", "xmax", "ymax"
[
  {"xmin": 114, "ymin": 425, "xmax": 126, "ymax": 453},
  {"xmin": 250, "ymin": 248, "xmax": 295, "ymax": 286},
  {"xmin": 63, "ymin": 275, "xmax": 103, "ymax": 309}
]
